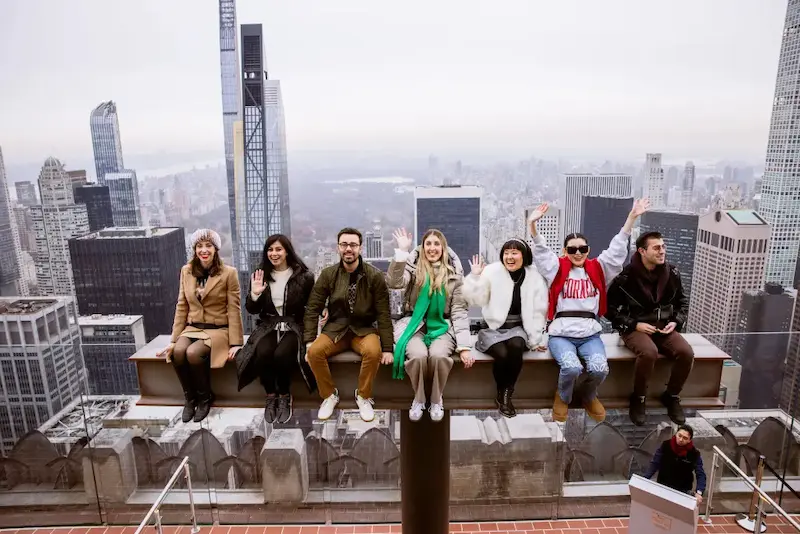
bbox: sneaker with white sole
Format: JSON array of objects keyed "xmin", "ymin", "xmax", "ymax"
[
  {"xmin": 317, "ymin": 390, "xmax": 339, "ymax": 420},
  {"xmin": 355, "ymin": 389, "xmax": 375, "ymax": 422},
  {"xmin": 429, "ymin": 402, "xmax": 444, "ymax": 422},
  {"xmin": 409, "ymin": 400, "xmax": 425, "ymax": 421}
]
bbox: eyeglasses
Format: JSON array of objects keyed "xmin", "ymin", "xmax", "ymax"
[
  {"xmin": 566, "ymin": 245, "xmax": 589, "ymax": 255},
  {"xmin": 338, "ymin": 242, "xmax": 360, "ymax": 250}
]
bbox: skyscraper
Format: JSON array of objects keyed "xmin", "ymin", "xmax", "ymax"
[
  {"xmin": 560, "ymin": 173, "xmax": 632, "ymax": 239},
  {"xmin": 364, "ymin": 227, "xmax": 383, "ymax": 258},
  {"xmin": 219, "ymin": 0, "xmax": 243, "ymax": 271},
  {"xmin": 74, "ymin": 184, "xmax": 114, "ymax": 232},
  {"xmin": 79, "ymin": 313, "xmax": 146, "ymax": 395},
  {"xmin": 639, "ymin": 211, "xmax": 699, "ymax": 302},
  {"xmin": 0, "ymin": 297, "xmax": 85, "ymax": 455},
  {"xmin": 13, "ymin": 207, "xmax": 34, "ymax": 253},
  {"xmin": 69, "ymin": 227, "xmax": 184, "ymax": 341},
  {"xmin": 580, "ymin": 196, "xmax": 633, "ymax": 259},
  {"xmin": 105, "ymin": 170, "xmax": 142, "ymax": 226},
  {"xmin": 643, "ymin": 153, "xmax": 665, "ymax": 209},
  {"xmin": 30, "ymin": 158, "xmax": 90, "ymax": 296},
  {"xmin": 525, "ymin": 205, "xmax": 560, "ymax": 252},
  {"xmin": 414, "ymin": 185, "xmax": 482, "ymax": 273},
  {"xmin": 760, "ymin": 1, "xmax": 800, "ymax": 287},
  {"xmin": 688, "ymin": 209, "xmax": 770, "ymax": 353},
  {"xmin": 66, "ymin": 170, "xmax": 88, "ymax": 191},
  {"xmin": 0, "ymin": 148, "xmax": 27, "ymax": 297},
  {"xmin": 680, "ymin": 161, "xmax": 695, "ymax": 213},
  {"xmin": 14, "ymin": 181, "xmax": 37, "ymax": 206},
  {"xmin": 89, "ymin": 101, "xmax": 124, "ymax": 183},
  {"xmin": 732, "ymin": 284, "xmax": 794, "ymax": 409},
  {"xmin": 239, "ymin": 24, "xmax": 291, "ymax": 278}
]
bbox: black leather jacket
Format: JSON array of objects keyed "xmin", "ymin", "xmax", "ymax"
[{"xmin": 606, "ymin": 262, "xmax": 689, "ymax": 335}]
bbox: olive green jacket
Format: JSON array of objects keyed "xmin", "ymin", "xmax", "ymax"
[{"xmin": 303, "ymin": 258, "xmax": 393, "ymax": 352}]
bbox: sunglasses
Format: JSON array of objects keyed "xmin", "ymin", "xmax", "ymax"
[{"xmin": 566, "ymin": 245, "xmax": 590, "ymax": 255}]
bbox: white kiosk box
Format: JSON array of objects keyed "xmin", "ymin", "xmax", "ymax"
[{"xmin": 629, "ymin": 474, "xmax": 698, "ymax": 534}]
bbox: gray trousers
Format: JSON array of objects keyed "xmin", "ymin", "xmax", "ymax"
[{"xmin": 405, "ymin": 332, "xmax": 455, "ymax": 404}]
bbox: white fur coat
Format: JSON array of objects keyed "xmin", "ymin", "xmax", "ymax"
[{"xmin": 462, "ymin": 262, "xmax": 549, "ymax": 349}]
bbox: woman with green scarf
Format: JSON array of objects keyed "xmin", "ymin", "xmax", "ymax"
[{"xmin": 388, "ymin": 228, "xmax": 474, "ymax": 422}]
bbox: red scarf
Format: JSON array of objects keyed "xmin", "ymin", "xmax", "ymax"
[
  {"xmin": 547, "ymin": 256, "xmax": 607, "ymax": 321},
  {"xmin": 670, "ymin": 436, "xmax": 694, "ymax": 457}
]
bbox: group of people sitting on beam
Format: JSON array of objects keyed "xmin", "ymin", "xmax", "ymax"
[{"xmin": 158, "ymin": 197, "xmax": 694, "ymax": 429}]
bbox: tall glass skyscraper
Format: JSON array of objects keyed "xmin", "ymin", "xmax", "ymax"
[
  {"xmin": 239, "ymin": 24, "xmax": 291, "ymax": 275},
  {"xmin": 105, "ymin": 170, "xmax": 142, "ymax": 227},
  {"xmin": 414, "ymin": 185, "xmax": 482, "ymax": 274},
  {"xmin": 0, "ymin": 148, "xmax": 27, "ymax": 296},
  {"xmin": 761, "ymin": 0, "xmax": 800, "ymax": 287},
  {"xmin": 219, "ymin": 0, "xmax": 242, "ymax": 265},
  {"xmin": 89, "ymin": 101, "xmax": 124, "ymax": 184}
]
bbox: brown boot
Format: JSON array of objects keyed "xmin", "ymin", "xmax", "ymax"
[
  {"xmin": 584, "ymin": 397, "xmax": 606, "ymax": 422},
  {"xmin": 553, "ymin": 392, "xmax": 569, "ymax": 422}
]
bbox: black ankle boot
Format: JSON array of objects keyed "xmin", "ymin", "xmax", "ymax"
[
  {"xmin": 192, "ymin": 363, "xmax": 215, "ymax": 423},
  {"xmin": 172, "ymin": 362, "xmax": 196, "ymax": 423},
  {"xmin": 629, "ymin": 394, "xmax": 647, "ymax": 426},
  {"xmin": 496, "ymin": 387, "xmax": 516, "ymax": 418},
  {"xmin": 660, "ymin": 391, "xmax": 686, "ymax": 425}
]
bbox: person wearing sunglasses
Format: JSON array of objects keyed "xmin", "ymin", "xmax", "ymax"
[
  {"xmin": 528, "ymin": 198, "xmax": 650, "ymax": 423},
  {"xmin": 303, "ymin": 227, "xmax": 394, "ymax": 423},
  {"xmin": 463, "ymin": 239, "xmax": 549, "ymax": 418}
]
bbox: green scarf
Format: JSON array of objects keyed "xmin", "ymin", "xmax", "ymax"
[{"xmin": 393, "ymin": 275, "xmax": 449, "ymax": 379}]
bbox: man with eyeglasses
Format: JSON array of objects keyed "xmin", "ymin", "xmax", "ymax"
[
  {"xmin": 304, "ymin": 227, "xmax": 394, "ymax": 422},
  {"xmin": 606, "ymin": 231, "xmax": 694, "ymax": 427}
]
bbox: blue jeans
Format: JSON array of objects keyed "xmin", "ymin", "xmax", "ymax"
[{"xmin": 548, "ymin": 334, "xmax": 609, "ymax": 403}]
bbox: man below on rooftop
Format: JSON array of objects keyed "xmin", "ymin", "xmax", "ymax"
[
  {"xmin": 304, "ymin": 227, "xmax": 394, "ymax": 423},
  {"xmin": 606, "ymin": 231, "xmax": 694, "ymax": 426},
  {"xmin": 642, "ymin": 424, "xmax": 706, "ymax": 504}
]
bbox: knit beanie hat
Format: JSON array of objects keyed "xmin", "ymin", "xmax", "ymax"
[{"xmin": 190, "ymin": 229, "xmax": 222, "ymax": 250}]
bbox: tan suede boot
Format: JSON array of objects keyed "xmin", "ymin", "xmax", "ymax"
[
  {"xmin": 584, "ymin": 397, "xmax": 606, "ymax": 422},
  {"xmin": 553, "ymin": 392, "xmax": 569, "ymax": 422}
]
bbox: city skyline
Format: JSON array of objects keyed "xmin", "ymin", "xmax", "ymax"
[{"xmin": 0, "ymin": 0, "xmax": 789, "ymax": 167}]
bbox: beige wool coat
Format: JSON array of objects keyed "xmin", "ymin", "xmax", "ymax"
[{"xmin": 170, "ymin": 263, "xmax": 245, "ymax": 368}]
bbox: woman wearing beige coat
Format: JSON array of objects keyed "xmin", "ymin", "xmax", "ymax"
[
  {"xmin": 388, "ymin": 228, "xmax": 473, "ymax": 423},
  {"xmin": 158, "ymin": 229, "xmax": 244, "ymax": 423}
]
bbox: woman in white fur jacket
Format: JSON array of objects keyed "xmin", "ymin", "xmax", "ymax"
[{"xmin": 463, "ymin": 239, "xmax": 549, "ymax": 418}]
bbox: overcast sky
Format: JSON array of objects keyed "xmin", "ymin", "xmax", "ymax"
[{"xmin": 0, "ymin": 1, "xmax": 788, "ymax": 167}]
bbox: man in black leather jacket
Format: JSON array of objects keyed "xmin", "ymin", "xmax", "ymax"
[{"xmin": 606, "ymin": 231, "xmax": 694, "ymax": 426}]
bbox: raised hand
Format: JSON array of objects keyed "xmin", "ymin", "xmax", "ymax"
[
  {"xmin": 393, "ymin": 227, "xmax": 413, "ymax": 252},
  {"xmin": 251, "ymin": 269, "xmax": 267, "ymax": 297},
  {"xmin": 528, "ymin": 202, "xmax": 549, "ymax": 224},
  {"xmin": 469, "ymin": 254, "xmax": 485, "ymax": 276},
  {"xmin": 630, "ymin": 198, "xmax": 651, "ymax": 219}
]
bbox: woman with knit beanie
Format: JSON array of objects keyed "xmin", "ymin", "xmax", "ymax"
[
  {"xmin": 158, "ymin": 229, "xmax": 244, "ymax": 423},
  {"xmin": 388, "ymin": 228, "xmax": 473, "ymax": 422}
]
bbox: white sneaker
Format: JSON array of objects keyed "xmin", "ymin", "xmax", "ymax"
[
  {"xmin": 429, "ymin": 402, "xmax": 444, "ymax": 422},
  {"xmin": 355, "ymin": 389, "xmax": 375, "ymax": 422},
  {"xmin": 409, "ymin": 401, "xmax": 425, "ymax": 421},
  {"xmin": 317, "ymin": 390, "xmax": 339, "ymax": 420}
]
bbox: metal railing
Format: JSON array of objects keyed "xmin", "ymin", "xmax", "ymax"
[
  {"xmin": 134, "ymin": 456, "xmax": 201, "ymax": 534},
  {"xmin": 704, "ymin": 445, "xmax": 800, "ymax": 532}
]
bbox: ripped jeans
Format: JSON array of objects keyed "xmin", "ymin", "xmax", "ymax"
[{"xmin": 548, "ymin": 333, "xmax": 609, "ymax": 403}]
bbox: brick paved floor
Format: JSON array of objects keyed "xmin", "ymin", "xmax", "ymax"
[{"xmin": 2, "ymin": 515, "xmax": 799, "ymax": 534}]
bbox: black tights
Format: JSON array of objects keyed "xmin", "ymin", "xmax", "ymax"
[
  {"xmin": 485, "ymin": 337, "xmax": 526, "ymax": 390},
  {"xmin": 171, "ymin": 337, "xmax": 211, "ymax": 397},
  {"xmin": 172, "ymin": 337, "xmax": 211, "ymax": 366},
  {"xmin": 254, "ymin": 332, "xmax": 298, "ymax": 395}
]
